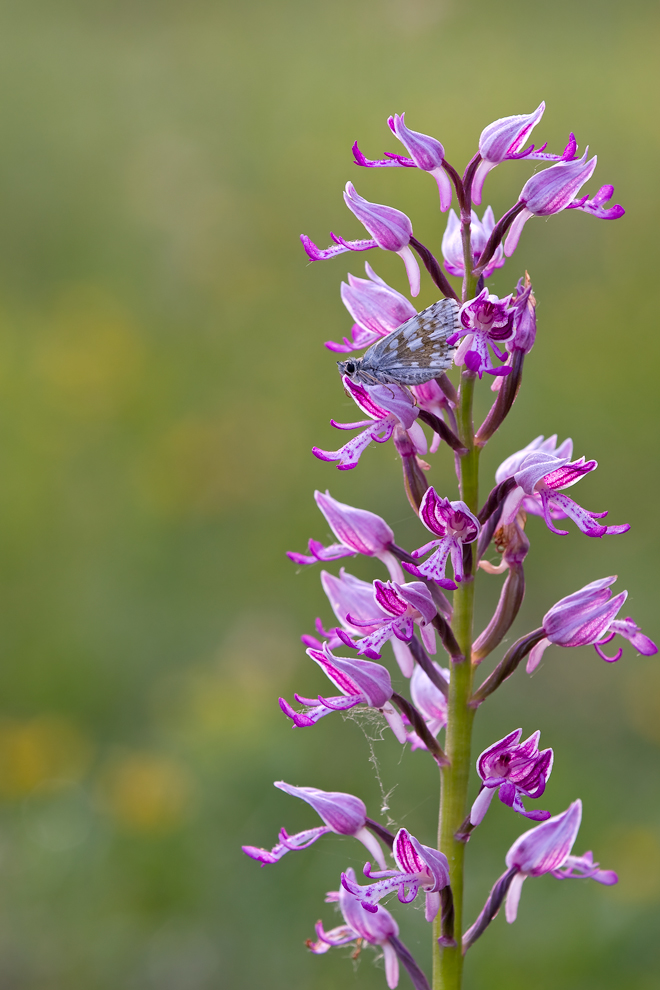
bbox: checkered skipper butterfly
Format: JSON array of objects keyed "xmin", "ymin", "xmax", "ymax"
[{"xmin": 337, "ymin": 297, "xmax": 459, "ymax": 387}]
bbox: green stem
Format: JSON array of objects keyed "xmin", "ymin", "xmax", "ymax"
[{"xmin": 433, "ymin": 370, "xmax": 479, "ymax": 990}]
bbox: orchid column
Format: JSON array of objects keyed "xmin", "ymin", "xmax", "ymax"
[{"xmin": 242, "ymin": 104, "xmax": 654, "ymax": 990}]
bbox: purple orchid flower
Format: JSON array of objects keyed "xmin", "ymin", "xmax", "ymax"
[
  {"xmin": 342, "ymin": 827, "xmax": 450, "ymax": 924},
  {"xmin": 495, "ymin": 437, "xmax": 630, "ymax": 538},
  {"xmin": 504, "ymin": 800, "xmax": 617, "ymax": 922},
  {"xmin": 242, "ymin": 782, "xmax": 387, "ymax": 869},
  {"xmin": 448, "ymin": 290, "xmax": 514, "ymax": 378},
  {"xmin": 326, "ymin": 263, "xmax": 417, "ymax": 354},
  {"xmin": 527, "ymin": 576, "xmax": 658, "ymax": 671},
  {"xmin": 341, "ymin": 579, "xmax": 438, "ymax": 663},
  {"xmin": 405, "ymin": 661, "xmax": 449, "ymax": 751},
  {"xmin": 308, "ymin": 870, "xmax": 402, "ymax": 989},
  {"xmin": 301, "ymin": 182, "xmax": 421, "ymax": 296},
  {"xmin": 408, "ymin": 487, "xmax": 480, "ymax": 589},
  {"xmin": 504, "ymin": 150, "xmax": 625, "ymax": 256},
  {"xmin": 472, "ymin": 102, "xmax": 576, "ymax": 205},
  {"xmin": 464, "ymin": 801, "xmax": 617, "ymax": 948},
  {"xmin": 496, "ymin": 434, "xmax": 572, "ymax": 519},
  {"xmin": 319, "ymin": 569, "xmax": 415, "ymax": 675},
  {"xmin": 469, "ymin": 729, "xmax": 553, "ymax": 826},
  {"xmin": 279, "ymin": 643, "xmax": 407, "ymax": 742},
  {"xmin": 441, "ymin": 207, "xmax": 505, "ymax": 279},
  {"xmin": 352, "ymin": 113, "xmax": 452, "ymax": 212},
  {"xmin": 287, "ymin": 490, "xmax": 405, "ymax": 583},
  {"xmin": 313, "ymin": 377, "xmax": 426, "ymax": 471},
  {"xmin": 508, "ymin": 276, "xmax": 536, "ymax": 354}
]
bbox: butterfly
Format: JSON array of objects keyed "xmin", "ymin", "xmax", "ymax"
[{"xmin": 337, "ymin": 297, "xmax": 459, "ymax": 387}]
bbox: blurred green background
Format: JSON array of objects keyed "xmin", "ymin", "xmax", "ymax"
[{"xmin": 0, "ymin": 0, "xmax": 658, "ymax": 987}]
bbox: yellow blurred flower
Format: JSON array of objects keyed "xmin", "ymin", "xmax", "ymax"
[{"xmin": 98, "ymin": 752, "xmax": 196, "ymax": 834}]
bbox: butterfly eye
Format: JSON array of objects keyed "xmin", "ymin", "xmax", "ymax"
[{"xmin": 345, "ymin": 362, "xmax": 356, "ymax": 374}]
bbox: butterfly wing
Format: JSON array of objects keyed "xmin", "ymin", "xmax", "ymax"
[{"xmin": 358, "ymin": 298, "xmax": 459, "ymax": 386}]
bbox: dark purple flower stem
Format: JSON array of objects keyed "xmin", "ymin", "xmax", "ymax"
[
  {"xmin": 364, "ymin": 817, "xmax": 395, "ymax": 850},
  {"xmin": 432, "ymin": 614, "xmax": 465, "ymax": 665},
  {"xmin": 470, "ymin": 628, "xmax": 546, "ymax": 706},
  {"xmin": 475, "ymin": 351, "xmax": 526, "ymax": 445},
  {"xmin": 461, "ymin": 867, "xmax": 519, "ymax": 953},
  {"xmin": 472, "ymin": 202, "xmax": 526, "ymax": 279},
  {"xmin": 478, "ymin": 478, "xmax": 517, "ymax": 525},
  {"xmin": 389, "ymin": 935, "xmax": 432, "ymax": 990},
  {"xmin": 418, "ymin": 410, "xmax": 469, "ymax": 455},
  {"xmin": 409, "ymin": 237, "xmax": 461, "ymax": 303},
  {"xmin": 471, "ymin": 565, "xmax": 526, "ymax": 662},
  {"xmin": 439, "ymin": 886, "xmax": 457, "ymax": 947},
  {"xmin": 391, "ymin": 692, "xmax": 450, "ymax": 766},
  {"xmin": 436, "ymin": 373, "xmax": 458, "ymax": 406},
  {"xmin": 408, "ymin": 635, "xmax": 450, "ymax": 695}
]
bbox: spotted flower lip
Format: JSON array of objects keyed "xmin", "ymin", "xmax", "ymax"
[
  {"xmin": 503, "ymin": 151, "xmax": 625, "ymax": 257},
  {"xmin": 307, "ymin": 868, "xmax": 402, "ymax": 989},
  {"xmin": 441, "ymin": 207, "xmax": 505, "ymax": 279},
  {"xmin": 301, "ymin": 183, "xmax": 421, "ymax": 296},
  {"xmin": 313, "ymin": 377, "xmax": 427, "ymax": 471},
  {"xmin": 341, "ymin": 827, "xmax": 450, "ymax": 924},
  {"xmin": 342, "ymin": 579, "xmax": 438, "ymax": 664},
  {"xmin": 526, "ymin": 576, "xmax": 658, "ymax": 671},
  {"xmin": 410, "ymin": 488, "xmax": 480, "ymax": 588},
  {"xmin": 242, "ymin": 782, "xmax": 387, "ymax": 870},
  {"xmin": 326, "ymin": 263, "xmax": 417, "ymax": 354},
  {"xmin": 287, "ymin": 490, "xmax": 404, "ymax": 583},
  {"xmin": 495, "ymin": 440, "xmax": 630, "ymax": 539},
  {"xmin": 472, "ymin": 102, "xmax": 577, "ymax": 205},
  {"xmin": 319, "ymin": 569, "xmax": 417, "ymax": 675},
  {"xmin": 449, "ymin": 290, "xmax": 514, "ymax": 378},
  {"xmin": 279, "ymin": 643, "xmax": 407, "ymax": 742},
  {"xmin": 469, "ymin": 729, "xmax": 553, "ymax": 826}
]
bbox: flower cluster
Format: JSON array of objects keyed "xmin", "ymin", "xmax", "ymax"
[{"xmin": 242, "ymin": 103, "xmax": 653, "ymax": 989}]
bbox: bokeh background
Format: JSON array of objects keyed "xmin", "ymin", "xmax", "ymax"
[{"xmin": 0, "ymin": 0, "xmax": 658, "ymax": 987}]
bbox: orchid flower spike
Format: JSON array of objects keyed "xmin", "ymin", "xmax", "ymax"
[
  {"xmin": 441, "ymin": 208, "xmax": 505, "ymax": 280},
  {"xmin": 301, "ymin": 183, "xmax": 421, "ymax": 296},
  {"xmin": 449, "ymin": 290, "xmax": 514, "ymax": 378},
  {"xmin": 307, "ymin": 869, "xmax": 403, "ymax": 989},
  {"xmin": 496, "ymin": 436, "xmax": 629, "ymax": 538},
  {"xmin": 472, "ymin": 103, "xmax": 577, "ymax": 205},
  {"xmin": 409, "ymin": 488, "xmax": 480, "ymax": 589},
  {"xmin": 352, "ymin": 112, "xmax": 452, "ymax": 212},
  {"xmin": 327, "ymin": 263, "xmax": 417, "ymax": 354},
  {"xmin": 469, "ymin": 729, "xmax": 553, "ymax": 826},
  {"xmin": 527, "ymin": 576, "xmax": 658, "ymax": 671},
  {"xmin": 319, "ymin": 568, "xmax": 436, "ymax": 674},
  {"xmin": 504, "ymin": 150, "xmax": 625, "ymax": 256},
  {"xmin": 279, "ymin": 643, "xmax": 407, "ymax": 742},
  {"xmin": 342, "ymin": 827, "xmax": 451, "ymax": 925},
  {"xmin": 287, "ymin": 490, "xmax": 405, "ymax": 583},
  {"xmin": 242, "ymin": 782, "xmax": 387, "ymax": 869},
  {"xmin": 313, "ymin": 377, "xmax": 427, "ymax": 471}
]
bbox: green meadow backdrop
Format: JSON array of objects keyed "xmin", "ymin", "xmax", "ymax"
[{"xmin": 0, "ymin": 0, "xmax": 657, "ymax": 987}]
